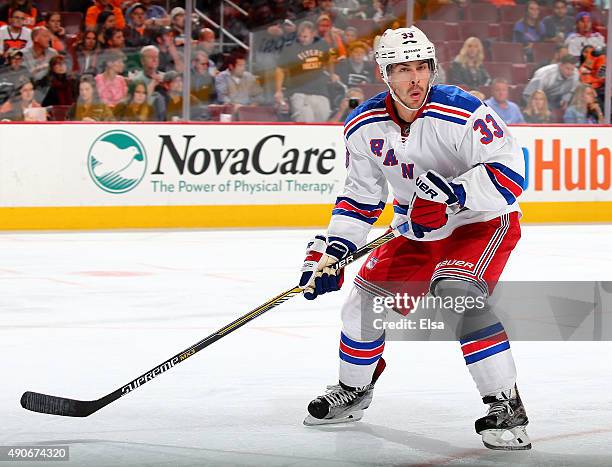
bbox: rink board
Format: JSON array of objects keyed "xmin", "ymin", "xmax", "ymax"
[{"xmin": 0, "ymin": 122, "xmax": 611, "ymax": 229}]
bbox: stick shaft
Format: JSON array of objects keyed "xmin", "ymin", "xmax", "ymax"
[{"xmin": 22, "ymin": 227, "xmax": 403, "ymax": 416}]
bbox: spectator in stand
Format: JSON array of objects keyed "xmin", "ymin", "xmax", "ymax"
[
  {"xmin": 152, "ymin": 70, "xmax": 207, "ymax": 121},
  {"xmin": 95, "ymin": 11, "xmax": 117, "ymax": 49},
  {"xmin": 513, "ymin": 0, "xmax": 545, "ymax": 61},
  {"xmin": 215, "ymin": 53, "xmax": 264, "ymax": 107},
  {"xmin": 22, "ymin": 26, "xmax": 58, "ymax": 82},
  {"xmin": 130, "ymin": 44, "xmax": 163, "ymax": 97},
  {"xmin": 578, "ymin": 44, "xmax": 605, "ymax": 103},
  {"xmin": 523, "ymin": 54, "xmax": 579, "ymax": 109},
  {"xmin": 63, "ymin": 0, "xmax": 93, "ymax": 15},
  {"xmin": 448, "ymin": 37, "xmax": 491, "ymax": 89},
  {"xmin": 542, "ymin": 0, "xmax": 575, "ymax": 43},
  {"xmin": 67, "ymin": 74, "xmax": 114, "ymax": 121},
  {"xmin": 71, "ymin": 30, "xmax": 101, "ymax": 75},
  {"xmin": 0, "ymin": 9, "xmax": 32, "ymax": 59},
  {"xmin": 343, "ymin": 26, "xmax": 358, "ymax": 47},
  {"xmin": 565, "ymin": 12, "xmax": 605, "ymax": 57},
  {"xmin": 38, "ymin": 54, "xmax": 78, "ymax": 107},
  {"xmin": 563, "ymin": 83, "xmax": 604, "ymax": 123},
  {"xmin": 522, "ymin": 89, "xmax": 552, "ymax": 123},
  {"xmin": 43, "ymin": 12, "xmax": 67, "ymax": 54},
  {"xmin": 251, "ymin": 9, "xmax": 297, "ymax": 105},
  {"xmin": 318, "ymin": 0, "xmax": 349, "ymax": 29},
  {"xmin": 275, "ymin": 21, "xmax": 335, "ymax": 122},
  {"xmin": 169, "ymin": 7, "xmax": 187, "ymax": 47},
  {"xmin": 195, "ymin": 28, "xmax": 223, "ymax": 73},
  {"xmin": 0, "ymin": 48, "xmax": 29, "ymax": 90},
  {"xmin": 329, "ymin": 86, "xmax": 364, "ymax": 122},
  {"xmin": 0, "ymin": 77, "xmax": 45, "ymax": 121},
  {"xmin": 113, "ymin": 80, "xmax": 155, "ymax": 121},
  {"xmin": 1, "ymin": 0, "xmax": 40, "ymax": 30},
  {"xmin": 103, "ymin": 28, "xmax": 125, "ymax": 50},
  {"xmin": 369, "ymin": 0, "xmax": 398, "ymax": 29},
  {"xmin": 484, "ymin": 78, "xmax": 525, "ymax": 124},
  {"xmin": 336, "ymin": 41, "xmax": 375, "ymax": 86},
  {"xmin": 317, "ymin": 14, "xmax": 346, "ymax": 61},
  {"xmin": 137, "ymin": 0, "xmax": 169, "ymax": 27},
  {"xmin": 95, "ymin": 49, "xmax": 127, "ymax": 107},
  {"xmin": 191, "ymin": 50, "xmax": 216, "ymax": 104},
  {"xmin": 86, "ymin": 0, "xmax": 126, "ymax": 32},
  {"xmin": 221, "ymin": 4, "xmax": 249, "ymax": 44},
  {"xmin": 124, "ymin": 3, "xmax": 149, "ymax": 48},
  {"xmin": 291, "ymin": 0, "xmax": 319, "ymax": 25},
  {"xmin": 150, "ymin": 26, "xmax": 184, "ymax": 73}
]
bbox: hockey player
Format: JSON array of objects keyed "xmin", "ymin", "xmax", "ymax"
[{"xmin": 298, "ymin": 26, "xmax": 531, "ymax": 450}]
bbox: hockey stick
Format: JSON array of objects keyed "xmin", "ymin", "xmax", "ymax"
[{"xmin": 21, "ymin": 223, "xmax": 409, "ymax": 417}]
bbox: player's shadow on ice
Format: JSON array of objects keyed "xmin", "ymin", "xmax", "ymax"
[{"xmin": 308, "ymin": 422, "xmax": 612, "ymax": 466}]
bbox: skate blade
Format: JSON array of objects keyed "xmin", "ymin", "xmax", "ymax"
[
  {"xmin": 303, "ymin": 410, "xmax": 364, "ymax": 426},
  {"xmin": 481, "ymin": 426, "xmax": 532, "ymax": 450}
]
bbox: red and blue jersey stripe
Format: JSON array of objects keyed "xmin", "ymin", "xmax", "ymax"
[
  {"xmin": 339, "ymin": 332, "xmax": 385, "ymax": 366},
  {"xmin": 483, "ymin": 162, "xmax": 525, "ymax": 205},
  {"xmin": 460, "ymin": 322, "xmax": 510, "ymax": 365},
  {"xmin": 344, "ymin": 92, "xmax": 389, "ymax": 140},
  {"xmin": 332, "ymin": 196, "xmax": 385, "ymax": 225}
]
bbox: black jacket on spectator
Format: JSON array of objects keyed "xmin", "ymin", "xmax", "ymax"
[
  {"xmin": 448, "ymin": 60, "xmax": 491, "ymax": 89},
  {"xmin": 336, "ymin": 59, "xmax": 376, "ymax": 86}
]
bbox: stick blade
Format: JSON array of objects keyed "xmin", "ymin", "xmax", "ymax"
[{"xmin": 21, "ymin": 391, "xmax": 98, "ymax": 417}]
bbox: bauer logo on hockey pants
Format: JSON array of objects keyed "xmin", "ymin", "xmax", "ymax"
[{"xmin": 87, "ymin": 130, "xmax": 148, "ymax": 194}]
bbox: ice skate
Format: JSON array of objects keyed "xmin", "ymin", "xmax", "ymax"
[
  {"xmin": 303, "ymin": 358, "xmax": 385, "ymax": 426},
  {"xmin": 475, "ymin": 385, "xmax": 531, "ymax": 450}
]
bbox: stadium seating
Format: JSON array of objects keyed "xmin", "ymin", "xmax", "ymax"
[
  {"xmin": 237, "ymin": 105, "xmax": 278, "ymax": 122},
  {"xmin": 60, "ymin": 12, "xmax": 83, "ymax": 35},
  {"xmin": 532, "ymin": 42, "xmax": 558, "ymax": 64},
  {"xmin": 49, "ymin": 105, "xmax": 71, "ymax": 122},
  {"xmin": 427, "ymin": 4, "xmax": 462, "ymax": 22},
  {"xmin": 491, "ymin": 42, "xmax": 524, "ymax": 62},
  {"xmin": 464, "ymin": 3, "xmax": 499, "ymax": 22},
  {"xmin": 499, "ymin": 6, "xmax": 524, "ymax": 23}
]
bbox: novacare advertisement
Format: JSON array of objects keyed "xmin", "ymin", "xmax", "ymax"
[
  {"xmin": 0, "ymin": 123, "xmax": 610, "ymax": 228},
  {"xmin": 0, "ymin": 124, "xmax": 344, "ymax": 207}
]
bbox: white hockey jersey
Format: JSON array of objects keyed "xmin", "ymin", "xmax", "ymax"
[{"xmin": 328, "ymin": 85, "xmax": 525, "ymax": 248}]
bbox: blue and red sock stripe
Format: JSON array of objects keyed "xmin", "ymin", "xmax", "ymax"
[
  {"xmin": 339, "ymin": 332, "xmax": 385, "ymax": 365},
  {"xmin": 332, "ymin": 197, "xmax": 385, "ymax": 225},
  {"xmin": 460, "ymin": 322, "xmax": 510, "ymax": 365}
]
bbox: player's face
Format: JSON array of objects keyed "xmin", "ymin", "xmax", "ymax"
[{"xmin": 387, "ymin": 60, "xmax": 431, "ymax": 108}]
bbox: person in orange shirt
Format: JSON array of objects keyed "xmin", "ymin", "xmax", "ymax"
[{"xmin": 86, "ymin": 0, "xmax": 125, "ymax": 31}]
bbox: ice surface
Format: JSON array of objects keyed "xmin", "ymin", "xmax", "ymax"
[{"xmin": 1, "ymin": 225, "xmax": 611, "ymax": 466}]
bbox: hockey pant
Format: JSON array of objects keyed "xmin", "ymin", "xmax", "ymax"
[{"xmin": 338, "ymin": 213, "xmax": 520, "ymax": 396}]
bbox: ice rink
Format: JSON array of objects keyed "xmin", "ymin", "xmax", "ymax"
[{"xmin": 1, "ymin": 225, "xmax": 611, "ymax": 466}]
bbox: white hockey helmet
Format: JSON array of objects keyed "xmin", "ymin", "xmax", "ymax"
[{"xmin": 375, "ymin": 26, "xmax": 437, "ymax": 109}]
